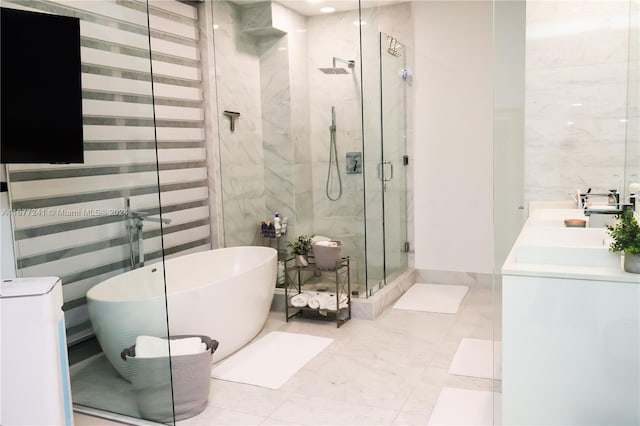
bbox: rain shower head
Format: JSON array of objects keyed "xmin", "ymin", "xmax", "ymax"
[
  {"xmin": 319, "ymin": 57, "xmax": 355, "ymax": 74},
  {"xmin": 319, "ymin": 67, "xmax": 350, "ymax": 74}
]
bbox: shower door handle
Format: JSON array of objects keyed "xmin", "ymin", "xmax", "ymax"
[{"xmin": 378, "ymin": 161, "xmax": 393, "ymax": 182}]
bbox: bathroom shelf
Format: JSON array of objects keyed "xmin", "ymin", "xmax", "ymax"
[{"xmin": 283, "ymin": 256, "xmax": 351, "ymax": 328}]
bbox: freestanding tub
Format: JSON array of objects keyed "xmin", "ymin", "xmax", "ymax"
[{"xmin": 87, "ymin": 246, "xmax": 277, "ymax": 380}]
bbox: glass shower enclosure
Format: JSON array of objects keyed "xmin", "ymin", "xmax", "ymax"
[{"xmin": 212, "ymin": 0, "xmax": 410, "ymax": 298}]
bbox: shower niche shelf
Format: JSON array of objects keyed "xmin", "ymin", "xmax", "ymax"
[{"xmin": 283, "ymin": 256, "xmax": 351, "ymax": 328}]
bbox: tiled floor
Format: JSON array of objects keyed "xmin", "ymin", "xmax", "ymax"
[{"xmin": 73, "ymin": 283, "xmax": 500, "ymax": 425}]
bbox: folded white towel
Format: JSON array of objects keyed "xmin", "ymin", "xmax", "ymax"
[
  {"xmin": 311, "ymin": 236, "xmax": 332, "ymax": 244},
  {"xmin": 135, "ymin": 335, "xmax": 206, "ymax": 358},
  {"xmin": 314, "ymin": 241, "xmax": 338, "ymax": 247},
  {"xmin": 290, "ymin": 292, "xmax": 312, "ymax": 307}
]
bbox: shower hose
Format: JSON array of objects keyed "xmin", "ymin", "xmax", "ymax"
[{"xmin": 326, "ymin": 106, "xmax": 343, "ymax": 201}]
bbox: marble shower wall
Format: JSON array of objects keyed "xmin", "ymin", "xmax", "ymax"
[
  {"xmin": 525, "ymin": 1, "xmax": 634, "ymax": 205},
  {"xmin": 307, "ymin": 8, "xmax": 365, "ymax": 285},
  {"xmin": 213, "ymin": 1, "xmax": 267, "ymax": 247},
  {"xmin": 213, "ymin": 1, "xmax": 311, "ymax": 246}
]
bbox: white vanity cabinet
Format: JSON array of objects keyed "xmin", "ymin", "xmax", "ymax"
[{"xmin": 502, "ymin": 208, "xmax": 640, "ymax": 425}]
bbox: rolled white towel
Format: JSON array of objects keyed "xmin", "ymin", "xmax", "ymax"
[
  {"xmin": 324, "ymin": 293, "xmax": 349, "ymax": 311},
  {"xmin": 308, "ymin": 292, "xmax": 331, "ymax": 309},
  {"xmin": 316, "ymin": 292, "xmax": 334, "ymax": 310},
  {"xmin": 135, "ymin": 335, "xmax": 205, "ymax": 358},
  {"xmin": 290, "ymin": 292, "xmax": 312, "ymax": 308}
]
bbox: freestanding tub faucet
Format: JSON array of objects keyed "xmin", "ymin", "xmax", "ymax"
[{"xmin": 124, "ymin": 197, "xmax": 171, "ymax": 269}]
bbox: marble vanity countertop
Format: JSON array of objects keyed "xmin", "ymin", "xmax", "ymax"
[{"xmin": 502, "ymin": 207, "xmax": 640, "ymax": 284}]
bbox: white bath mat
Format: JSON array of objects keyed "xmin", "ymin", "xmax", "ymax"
[
  {"xmin": 449, "ymin": 338, "xmax": 502, "ymax": 380},
  {"xmin": 427, "ymin": 387, "xmax": 501, "ymax": 426},
  {"xmin": 211, "ymin": 331, "xmax": 333, "ymax": 390},
  {"xmin": 393, "ymin": 283, "xmax": 468, "ymax": 314}
]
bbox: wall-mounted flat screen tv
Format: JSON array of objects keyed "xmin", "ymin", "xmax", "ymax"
[{"xmin": 1, "ymin": 7, "xmax": 84, "ymax": 164}]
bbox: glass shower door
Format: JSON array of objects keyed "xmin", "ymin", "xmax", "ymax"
[{"xmin": 380, "ymin": 32, "xmax": 408, "ymax": 283}]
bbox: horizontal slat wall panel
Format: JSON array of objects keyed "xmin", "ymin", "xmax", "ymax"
[
  {"xmin": 83, "ymin": 99, "xmax": 155, "ymax": 118},
  {"xmin": 148, "ymin": 0, "xmax": 197, "ymax": 20},
  {"xmin": 148, "ymin": 14, "xmax": 197, "ymax": 39},
  {"xmin": 83, "ymin": 125, "xmax": 204, "ymax": 141},
  {"xmin": 82, "ymin": 75, "xmax": 202, "ymax": 101},
  {"xmin": 46, "ymin": 0, "xmax": 149, "ymax": 26},
  {"xmin": 5, "ymin": 0, "xmax": 210, "ymax": 338},
  {"xmin": 81, "ymin": 20, "xmax": 148, "ymax": 49},
  {"xmin": 82, "ymin": 47, "xmax": 152, "ymax": 73},
  {"xmin": 153, "ymin": 82, "xmax": 202, "ymax": 101},
  {"xmin": 150, "ymin": 36, "xmax": 199, "ymax": 60}
]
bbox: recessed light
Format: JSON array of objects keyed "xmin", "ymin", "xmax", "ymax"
[
  {"xmin": 278, "ymin": 47, "xmax": 287, "ymax": 51},
  {"xmin": 571, "ymin": 103, "xmax": 583, "ymax": 107},
  {"xmin": 567, "ymin": 121, "xmax": 575, "ymax": 125},
  {"xmin": 213, "ymin": 24, "xmax": 219, "ymax": 30},
  {"xmin": 307, "ymin": 0, "xmax": 323, "ymax": 2},
  {"xmin": 353, "ymin": 20, "xmax": 367, "ymax": 26},
  {"xmin": 620, "ymin": 119, "xmax": 628, "ymax": 123},
  {"xmin": 320, "ymin": 6, "xmax": 335, "ymax": 13}
]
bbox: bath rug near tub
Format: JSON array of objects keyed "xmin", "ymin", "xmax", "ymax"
[
  {"xmin": 211, "ymin": 331, "xmax": 333, "ymax": 389},
  {"xmin": 448, "ymin": 338, "xmax": 502, "ymax": 380},
  {"xmin": 427, "ymin": 387, "xmax": 501, "ymax": 426},
  {"xmin": 392, "ymin": 283, "xmax": 468, "ymax": 314}
]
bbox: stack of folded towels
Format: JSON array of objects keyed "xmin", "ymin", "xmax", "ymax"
[
  {"xmin": 135, "ymin": 335, "xmax": 207, "ymax": 358},
  {"xmin": 290, "ymin": 291, "xmax": 348, "ymax": 310}
]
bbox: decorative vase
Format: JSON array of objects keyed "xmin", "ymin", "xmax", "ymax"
[
  {"xmin": 623, "ymin": 253, "xmax": 640, "ymax": 273},
  {"xmin": 295, "ymin": 254, "xmax": 308, "ymax": 267}
]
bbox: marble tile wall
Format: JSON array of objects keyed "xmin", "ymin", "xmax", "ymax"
[
  {"xmin": 525, "ymin": 1, "xmax": 633, "ymax": 206},
  {"xmin": 214, "ymin": 1, "xmax": 314, "ymax": 250},
  {"xmin": 213, "ymin": 1, "xmax": 267, "ymax": 247}
]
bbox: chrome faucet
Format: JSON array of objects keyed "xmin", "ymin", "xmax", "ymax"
[
  {"xmin": 124, "ymin": 197, "xmax": 171, "ymax": 269},
  {"xmin": 577, "ymin": 188, "xmax": 620, "ymax": 209}
]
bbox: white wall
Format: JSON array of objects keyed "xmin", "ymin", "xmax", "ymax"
[{"xmin": 412, "ymin": 1, "xmax": 494, "ymax": 274}]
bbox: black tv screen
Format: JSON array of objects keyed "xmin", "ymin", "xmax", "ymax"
[{"xmin": 1, "ymin": 7, "xmax": 84, "ymax": 164}]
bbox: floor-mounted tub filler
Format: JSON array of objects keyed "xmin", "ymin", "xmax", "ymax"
[{"xmin": 87, "ymin": 246, "xmax": 277, "ymax": 380}]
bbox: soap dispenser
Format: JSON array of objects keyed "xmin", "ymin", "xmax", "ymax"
[{"xmin": 274, "ymin": 212, "xmax": 281, "ymax": 237}]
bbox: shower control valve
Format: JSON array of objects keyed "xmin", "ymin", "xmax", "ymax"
[{"xmin": 346, "ymin": 152, "xmax": 362, "ymax": 174}]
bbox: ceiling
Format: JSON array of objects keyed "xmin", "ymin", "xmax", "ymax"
[{"xmin": 229, "ymin": 0, "xmax": 407, "ymax": 17}]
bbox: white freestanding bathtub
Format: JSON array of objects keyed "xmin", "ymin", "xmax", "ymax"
[{"xmin": 86, "ymin": 246, "xmax": 277, "ymax": 380}]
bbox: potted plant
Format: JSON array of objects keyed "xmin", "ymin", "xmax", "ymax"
[
  {"xmin": 288, "ymin": 234, "xmax": 313, "ymax": 267},
  {"xmin": 606, "ymin": 209, "xmax": 640, "ymax": 273}
]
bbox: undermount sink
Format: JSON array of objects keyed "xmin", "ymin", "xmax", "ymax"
[{"xmin": 514, "ymin": 227, "xmax": 621, "ymax": 267}]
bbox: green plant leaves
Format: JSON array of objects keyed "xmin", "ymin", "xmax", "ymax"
[{"xmin": 606, "ymin": 210, "xmax": 640, "ymax": 254}]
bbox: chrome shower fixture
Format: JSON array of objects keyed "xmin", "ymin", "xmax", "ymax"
[{"xmin": 319, "ymin": 57, "xmax": 355, "ymax": 74}]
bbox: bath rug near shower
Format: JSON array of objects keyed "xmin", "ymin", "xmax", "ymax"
[
  {"xmin": 392, "ymin": 283, "xmax": 468, "ymax": 314},
  {"xmin": 211, "ymin": 331, "xmax": 333, "ymax": 389},
  {"xmin": 448, "ymin": 338, "xmax": 502, "ymax": 380},
  {"xmin": 427, "ymin": 387, "xmax": 501, "ymax": 426}
]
